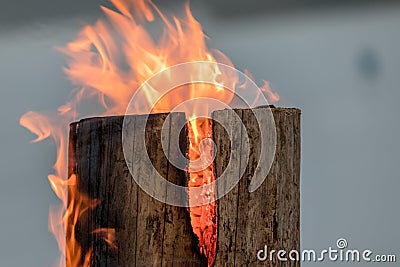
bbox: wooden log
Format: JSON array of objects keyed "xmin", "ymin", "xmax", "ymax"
[
  {"xmin": 68, "ymin": 107, "xmax": 300, "ymax": 267},
  {"xmin": 68, "ymin": 113, "xmax": 207, "ymax": 267},
  {"xmin": 213, "ymin": 107, "xmax": 300, "ymax": 267}
]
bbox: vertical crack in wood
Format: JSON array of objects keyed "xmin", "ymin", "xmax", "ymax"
[
  {"xmin": 160, "ymin": 113, "xmax": 172, "ymax": 267},
  {"xmin": 232, "ymin": 109, "xmax": 243, "ymax": 267},
  {"xmin": 129, "ymin": 116, "xmax": 139, "ymax": 267}
]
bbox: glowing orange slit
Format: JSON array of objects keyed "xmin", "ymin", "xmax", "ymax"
[{"xmin": 188, "ymin": 118, "xmax": 217, "ymax": 266}]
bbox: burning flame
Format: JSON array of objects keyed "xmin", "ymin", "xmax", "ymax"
[
  {"xmin": 187, "ymin": 117, "xmax": 217, "ymax": 264},
  {"xmin": 20, "ymin": 0, "xmax": 279, "ymax": 266}
]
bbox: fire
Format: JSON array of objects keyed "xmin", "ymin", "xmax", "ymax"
[
  {"xmin": 20, "ymin": 0, "xmax": 279, "ymax": 266},
  {"xmin": 187, "ymin": 118, "xmax": 217, "ymax": 264}
]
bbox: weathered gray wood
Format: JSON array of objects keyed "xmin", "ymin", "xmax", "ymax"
[
  {"xmin": 68, "ymin": 107, "xmax": 300, "ymax": 267},
  {"xmin": 133, "ymin": 114, "xmax": 166, "ymax": 266},
  {"xmin": 68, "ymin": 113, "xmax": 206, "ymax": 267},
  {"xmin": 213, "ymin": 108, "xmax": 301, "ymax": 267},
  {"xmin": 212, "ymin": 109, "xmax": 244, "ymax": 267},
  {"xmin": 162, "ymin": 113, "xmax": 208, "ymax": 267}
]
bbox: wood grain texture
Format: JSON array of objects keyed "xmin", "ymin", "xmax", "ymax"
[
  {"xmin": 68, "ymin": 113, "xmax": 206, "ymax": 267},
  {"xmin": 213, "ymin": 108, "xmax": 301, "ymax": 267},
  {"xmin": 212, "ymin": 109, "xmax": 244, "ymax": 267},
  {"xmin": 68, "ymin": 107, "xmax": 300, "ymax": 267}
]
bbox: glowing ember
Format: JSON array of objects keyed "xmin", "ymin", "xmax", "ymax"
[
  {"xmin": 20, "ymin": 0, "xmax": 279, "ymax": 266},
  {"xmin": 188, "ymin": 118, "xmax": 217, "ymax": 266}
]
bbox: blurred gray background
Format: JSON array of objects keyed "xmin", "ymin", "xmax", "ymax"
[{"xmin": 1, "ymin": 0, "xmax": 399, "ymax": 266}]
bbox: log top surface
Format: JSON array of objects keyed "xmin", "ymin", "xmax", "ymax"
[{"xmin": 69, "ymin": 107, "xmax": 301, "ymax": 126}]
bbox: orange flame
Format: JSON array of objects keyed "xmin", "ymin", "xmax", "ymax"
[
  {"xmin": 187, "ymin": 118, "xmax": 217, "ymax": 264},
  {"xmin": 20, "ymin": 0, "xmax": 279, "ymax": 266}
]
